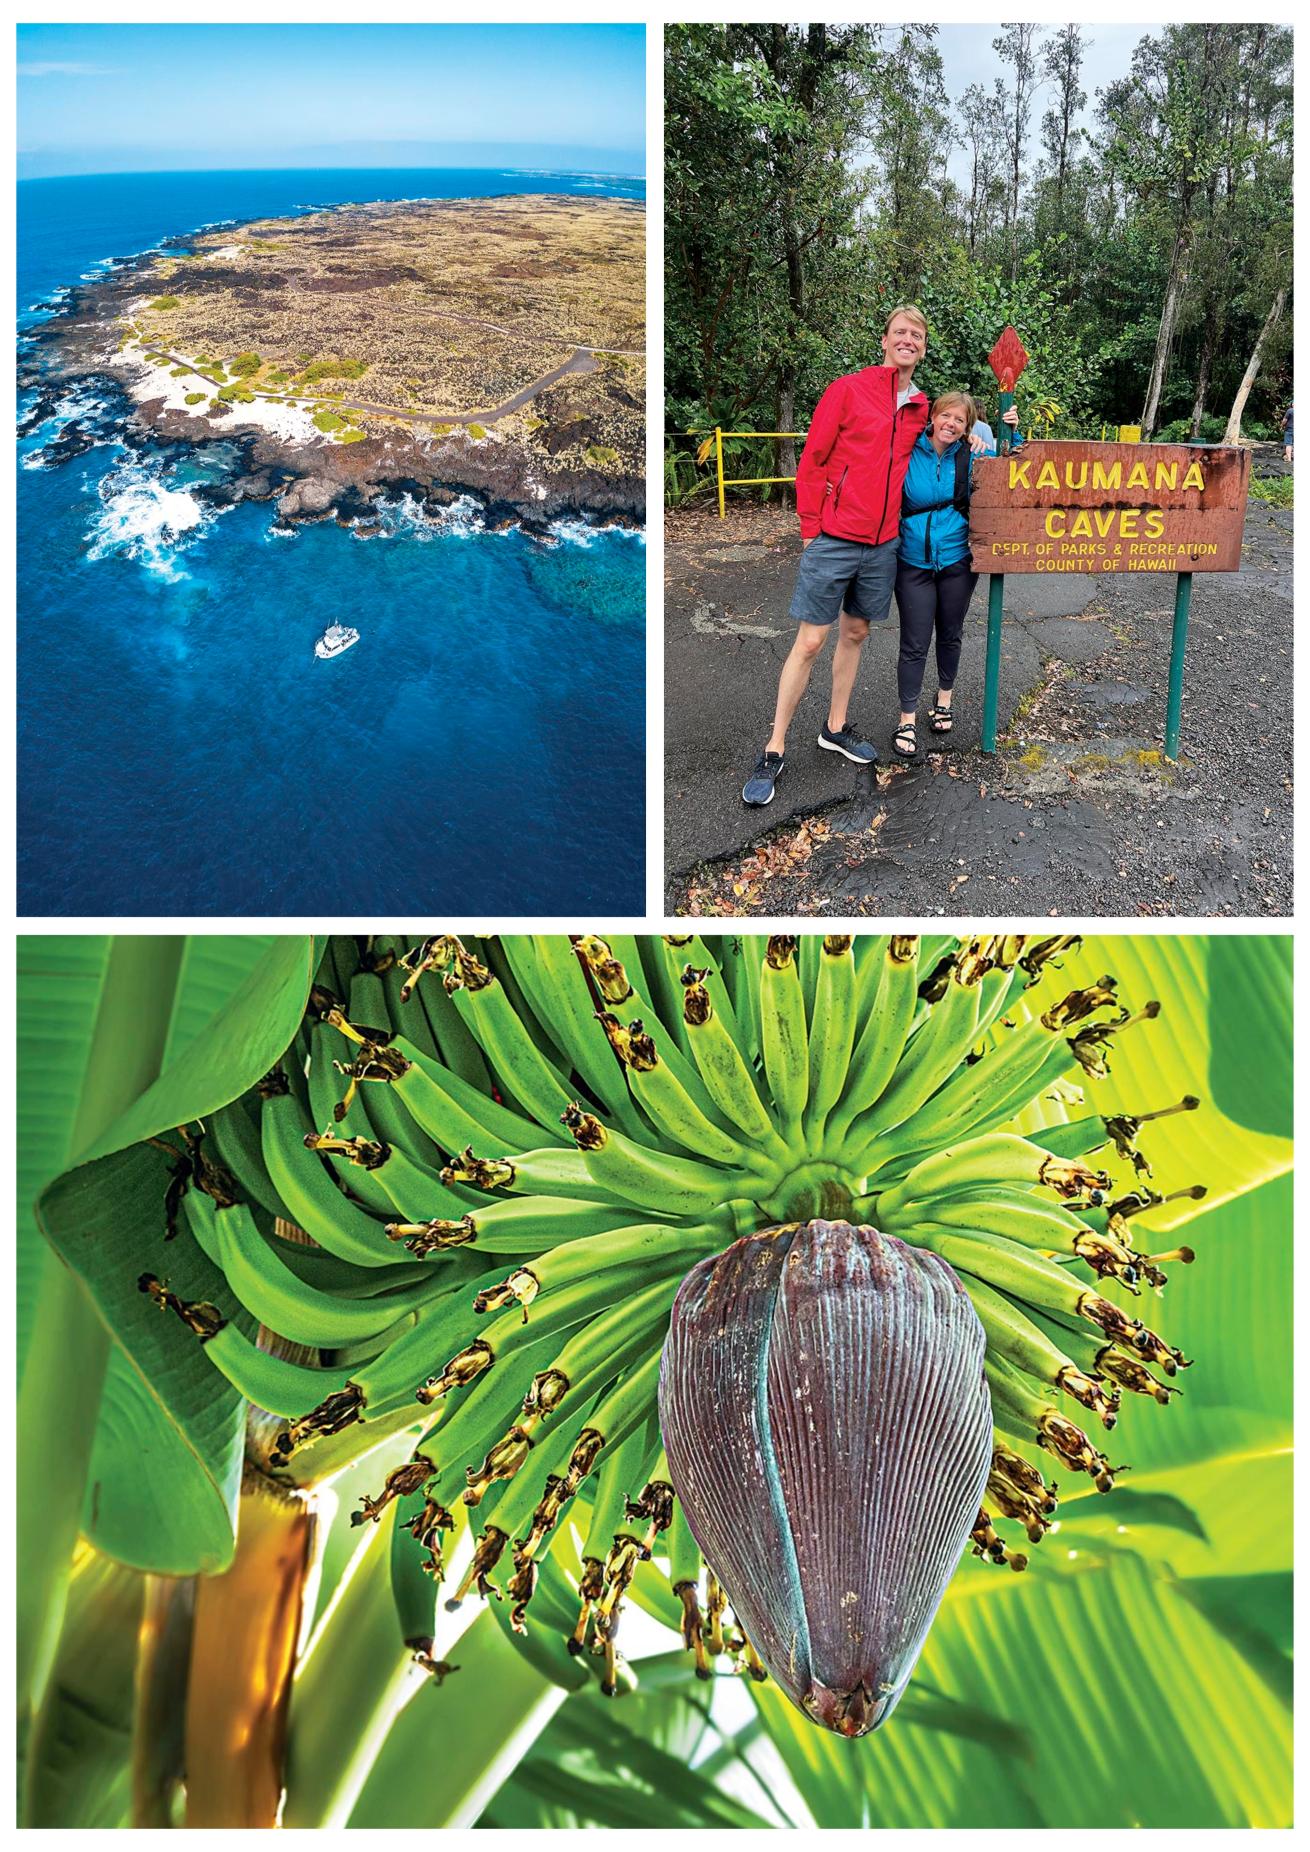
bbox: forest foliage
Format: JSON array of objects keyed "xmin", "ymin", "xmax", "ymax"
[{"xmin": 665, "ymin": 23, "xmax": 1292, "ymax": 497}]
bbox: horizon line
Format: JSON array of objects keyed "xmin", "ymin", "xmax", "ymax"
[{"xmin": 18, "ymin": 160, "xmax": 646, "ymax": 185}]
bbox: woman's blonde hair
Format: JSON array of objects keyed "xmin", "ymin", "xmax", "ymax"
[{"xmin": 931, "ymin": 390, "xmax": 976, "ymax": 433}]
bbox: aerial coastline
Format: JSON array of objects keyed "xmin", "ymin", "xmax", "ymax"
[{"xmin": 21, "ymin": 192, "xmax": 646, "ymax": 535}]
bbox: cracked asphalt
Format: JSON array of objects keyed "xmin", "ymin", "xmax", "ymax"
[{"xmin": 664, "ymin": 495, "xmax": 1292, "ymax": 918}]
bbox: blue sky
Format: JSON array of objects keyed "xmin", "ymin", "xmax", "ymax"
[{"xmin": 16, "ymin": 24, "xmax": 645, "ymax": 178}]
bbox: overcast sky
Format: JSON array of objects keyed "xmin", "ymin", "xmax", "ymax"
[{"xmin": 934, "ymin": 23, "xmax": 1161, "ymax": 184}]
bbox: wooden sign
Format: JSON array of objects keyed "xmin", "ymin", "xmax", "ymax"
[{"xmin": 970, "ymin": 440, "xmax": 1250, "ymax": 574}]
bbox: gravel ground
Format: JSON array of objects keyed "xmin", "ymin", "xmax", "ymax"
[{"xmin": 664, "ymin": 495, "xmax": 1292, "ymax": 918}]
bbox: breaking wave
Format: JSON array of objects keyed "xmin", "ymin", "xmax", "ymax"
[{"xmin": 86, "ymin": 456, "xmax": 217, "ymax": 582}]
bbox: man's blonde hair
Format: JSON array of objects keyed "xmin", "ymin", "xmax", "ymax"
[
  {"xmin": 931, "ymin": 390, "xmax": 976, "ymax": 432},
  {"xmin": 884, "ymin": 303, "xmax": 928, "ymax": 337}
]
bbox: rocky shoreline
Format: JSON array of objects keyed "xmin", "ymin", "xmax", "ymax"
[{"xmin": 19, "ymin": 214, "xmax": 644, "ymax": 536}]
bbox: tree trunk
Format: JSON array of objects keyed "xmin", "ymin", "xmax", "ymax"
[
  {"xmin": 1223, "ymin": 284, "xmax": 1287, "ymax": 444},
  {"xmin": 777, "ymin": 376, "xmax": 797, "ymax": 491},
  {"xmin": 1190, "ymin": 321, "xmax": 1217, "ymax": 436},
  {"xmin": 1140, "ymin": 231, "xmax": 1192, "ymax": 437}
]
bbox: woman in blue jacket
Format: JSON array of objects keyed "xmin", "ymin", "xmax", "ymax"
[{"xmin": 892, "ymin": 392, "xmax": 1014, "ymax": 756}]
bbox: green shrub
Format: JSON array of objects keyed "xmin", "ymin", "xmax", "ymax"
[
  {"xmin": 184, "ymin": 392, "xmax": 207, "ymax": 406},
  {"xmin": 1155, "ymin": 414, "xmax": 1229, "ymax": 445},
  {"xmin": 298, "ymin": 357, "xmax": 369, "ymax": 384},
  {"xmin": 337, "ymin": 428, "xmax": 368, "ymax": 444},
  {"xmin": 1250, "ymin": 473, "xmax": 1294, "ymax": 508},
  {"xmin": 312, "ymin": 410, "xmax": 349, "ymax": 434},
  {"xmin": 266, "ymin": 368, "xmax": 290, "ymax": 384},
  {"xmin": 169, "ymin": 367, "xmax": 189, "ymax": 377},
  {"xmin": 585, "ymin": 444, "xmax": 620, "ymax": 467},
  {"xmin": 217, "ymin": 384, "xmax": 256, "ymax": 404},
  {"xmin": 467, "ymin": 423, "xmax": 488, "ymax": 440},
  {"xmin": 230, "ymin": 352, "xmax": 262, "ymax": 378},
  {"xmin": 148, "ymin": 295, "xmax": 180, "ymax": 310}
]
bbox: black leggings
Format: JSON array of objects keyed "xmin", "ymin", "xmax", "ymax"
[{"xmin": 894, "ymin": 560, "xmax": 979, "ymax": 710}]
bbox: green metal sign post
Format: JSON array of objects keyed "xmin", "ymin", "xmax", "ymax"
[
  {"xmin": 981, "ymin": 574, "xmax": 1005, "ymax": 754},
  {"xmin": 1163, "ymin": 571, "xmax": 1193, "ymax": 761}
]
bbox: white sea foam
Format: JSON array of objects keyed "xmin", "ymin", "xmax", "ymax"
[
  {"xmin": 86, "ymin": 458, "xmax": 216, "ymax": 582},
  {"xmin": 548, "ymin": 516, "xmax": 599, "ymax": 548}
]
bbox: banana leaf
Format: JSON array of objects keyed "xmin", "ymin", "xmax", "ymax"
[
  {"xmin": 34, "ymin": 937, "xmax": 320, "ymax": 1574},
  {"xmin": 1023, "ymin": 935, "xmax": 1292, "ymax": 1224}
]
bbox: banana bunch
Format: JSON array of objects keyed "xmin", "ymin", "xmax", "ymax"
[{"xmin": 140, "ymin": 931, "xmax": 1203, "ymax": 1711}]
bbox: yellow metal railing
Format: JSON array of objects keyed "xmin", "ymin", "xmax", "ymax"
[{"xmin": 703, "ymin": 428, "xmax": 803, "ymax": 518}]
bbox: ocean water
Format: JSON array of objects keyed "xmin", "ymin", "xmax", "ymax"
[{"xmin": 17, "ymin": 169, "xmax": 646, "ymax": 915}]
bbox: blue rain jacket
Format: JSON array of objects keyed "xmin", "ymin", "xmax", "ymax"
[{"xmin": 899, "ymin": 428, "xmax": 997, "ymax": 572}]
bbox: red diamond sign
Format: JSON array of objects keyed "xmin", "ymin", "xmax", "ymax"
[{"xmin": 987, "ymin": 325, "xmax": 1029, "ymax": 393}]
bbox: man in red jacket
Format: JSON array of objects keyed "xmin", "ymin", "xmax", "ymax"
[{"xmin": 744, "ymin": 305, "xmax": 962, "ymax": 805}]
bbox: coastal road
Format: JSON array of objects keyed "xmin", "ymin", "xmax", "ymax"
[{"xmin": 139, "ymin": 338, "xmax": 644, "ymax": 430}]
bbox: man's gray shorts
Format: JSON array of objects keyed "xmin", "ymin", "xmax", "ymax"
[{"xmin": 789, "ymin": 532, "xmax": 900, "ymax": 627}]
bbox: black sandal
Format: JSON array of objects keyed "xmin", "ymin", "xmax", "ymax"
[
  {"xmin": 893, "ymin": 722, "xmax": 917, "ymax": 758},
  {"xmin": 929, "ymin": 702, "xmax": 954, "ymax": 735}
]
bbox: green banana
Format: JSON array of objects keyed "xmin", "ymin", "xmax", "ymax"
[
  {"xmin": 560, "ymin": 1106, "xmax": 744, "ymax": 1217},
  {"xmin": 597, "ymin": 1013, "xmax": 753, "ymax": 1167},
  {"xmin": 853, "ymin": 962, "xmax": 983, "ymax": 1142},
  {"xmin": 260, "ymin": 1082, "xmax": 399, "ymax": 1267},
  {"xmin": 961, "ymin": 1272, "xmax": 1119, "ymax": 1423},
  {"xmin": 191, "ymin": 1195, "xmax": 441, "ymax": 1349},
  {"xmin": 884, "ymin": 1190, "xmax": 1090, "ymax": 1253},
  {"xmin": 680, "ymin": 972, "xmax": 787, "ymax": 1154},
  {"xmin": 575, "ymin": 934, "xmax": 726, "ymax": 1123},
  {"xmin": 875, "ymin": 1133, "xmax": 1110, "ymax": 1223},
  {"xmin": 759, "ymin": 937, "xmax": 808, "ymax": 1136},
  {"xmin": 204, "ymin": 1097, "xmax": 286, "ymax": 1220},
  {"xmin": 445, "ymin": 952, "xmax": 577, "ymax": 1130},
  {"xmin": 471, "ymin": 1221, "xmax": 721, "ymax": 1317},
  {"xmin": 503, "ymin": 935, "xmax": 643, "ymax": 1135},
  {"xmin": 825, "ymin": 935, "xmax": 919, "ymax": 1140},
  {"xmin": 804, "ymin": 937, "xmax": 856, "ymax": 1138}
]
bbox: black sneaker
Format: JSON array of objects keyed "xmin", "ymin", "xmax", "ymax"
[
  {"xmin": 818, "ymin": 720, "xmax": 878, "ymax": 765},
  {"xmin": 742, "ymin": 750, "xmax": 784, "ymax": 806}
]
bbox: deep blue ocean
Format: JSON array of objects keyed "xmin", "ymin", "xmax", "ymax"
[{"xmin": 17, "ymin": 169, "xmax": 646, "ymax": 916}]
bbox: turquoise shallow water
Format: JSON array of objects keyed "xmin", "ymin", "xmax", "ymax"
[{"xmin": 18, "ymin": 168, "xmax": 645, "ymax": 915}]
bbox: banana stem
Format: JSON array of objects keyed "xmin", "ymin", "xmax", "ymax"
[
  {"xmin": 348, "ymin": 1606, "xmax": 566, "ymax": 1829},
  {"xmin": 184, "ymin": 1465, "xmax": 324, "ymax": 1827},
  {"xmin": 18, "ymin": 935, "xmax": 186, "ymax": 1786},
  {"xmin": 282, "ymin": 1503, "xmax": 419, "ymax": 1828},
  {"xmin": 131, "ymin": 1574, "xmax": 195, "ymax": 1826}
]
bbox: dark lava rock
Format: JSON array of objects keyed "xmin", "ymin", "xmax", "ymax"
[
  {"xmin": 539, "ymin": 416, "xmax": 598, "ymax": 456},
  {"xmin": 229, "ymin": 472, "xmax": 276, "ymax": 502},
  {"xmin": 277, "ymin": 474, "xmax": 339, "ymax": 520}
]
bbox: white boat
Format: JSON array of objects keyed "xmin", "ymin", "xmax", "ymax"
[{"xmin": 314, "ymin": 623, "xmax": 359, "ymax": 660}]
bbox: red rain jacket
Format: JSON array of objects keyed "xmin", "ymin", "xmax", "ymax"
[{"xmin": 795, "ymin": 366, "xmax": 929, "ymax": 545}]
